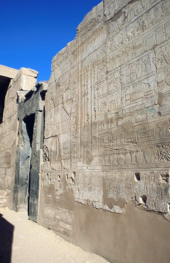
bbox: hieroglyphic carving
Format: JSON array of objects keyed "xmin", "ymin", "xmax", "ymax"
[
  {"xmin": 155, "ymin": 40, "xmax": 170, "ymax": 119},
  {"xmin": 43, "ymin": 145, "xmax": 49, "ymax": 162},
  {"xmin": 104, "ymin": 170, "xmax": 170, "ymax": 214},
  {"xmin": 42, "ymin": 0, "xmax": 170, "ymax": 229},
  {"xmin": 82, "ymin": 27, "xmax": 106, "ymax": 60}
]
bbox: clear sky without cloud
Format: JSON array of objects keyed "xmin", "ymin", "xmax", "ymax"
[{"xmin": 0, "ymin": 0, "xmax": 100, "ymax": 82}]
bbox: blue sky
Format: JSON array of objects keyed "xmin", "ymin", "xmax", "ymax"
[{"xmin": 0, "ymin": 0, "xmax": 100, "ymax": 82}]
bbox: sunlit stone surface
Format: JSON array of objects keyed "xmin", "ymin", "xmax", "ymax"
[{"xmin": 1, "ymin": 1, "xmax": 170, "ymax": 262}]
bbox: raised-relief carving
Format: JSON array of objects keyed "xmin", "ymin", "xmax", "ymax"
[
  {"xmin": 43, "ymin": 145, "xmax": 49, "ymax": 162},
  {"xmin": 40, "ymin": 2, "xmax": 170, "ymax": 256}
]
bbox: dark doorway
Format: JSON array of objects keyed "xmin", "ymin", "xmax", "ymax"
[
  {"xmin": 0, "ymin": 76, "xmax": 10, "ymax": 124},
  {"xmin": 13, "ymin": 83, "xmax": 47, "ymax": 222},
  {"xmin": 23, "ymin": 114, "xmax": 35, "ymax": 217},
  {"xmin": 24, "ymin": 114, "xmax": 35, "ymax": 147}
]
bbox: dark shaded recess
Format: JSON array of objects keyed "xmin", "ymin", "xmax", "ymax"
[
  {"xmin": 41, "ymin": 90, "xmax": 47, "ymax": 145},
  {"xmin": 23, "ymin": 114, "xmax": 35, "ymax": 217},
  {"xmin": 135, "ymin": 173, "xmax": 140, "ymax": 181},
  {"xmin": 25, "ymin": 90, "xmax": 34, "ymax": 102},
  {"xmin": 0, "ymin": 76, "xmax": 10, "ymax": 124},
  {"xmin": 40, "ymin": 90, "xmax": 46, "ymax": 101},
  {"xmin": 161, "ymin": 173, "xmax": 169, "ymax": 183},
  {"xmin": 35, "ymin": 85, "xmax": 40, "ymax": 94},
  {"xmin": 23, "ymin": 114, "xmax": 35, "ymax": 146},
  {"xmin": 141, "ymin": 195, "xmax": 147, "ymax": 205},
  {"xmin": 0, "ymin": 213, "xmax": 14, "ymax": 263}
]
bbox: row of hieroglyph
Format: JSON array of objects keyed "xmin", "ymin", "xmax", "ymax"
[{"xmin": 41, "ymin": 0, "xmax": 170, "ymax": 221}]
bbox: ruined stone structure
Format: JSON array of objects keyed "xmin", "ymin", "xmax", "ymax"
[
  {"xmin": 1, "ymin": 0, "xmax": 170, "ymax": 262},
  {"xmin": 13, "ymin": 82, "xmax": 47, "ymax": 222},
  {"xmin": 0, "ymin": 66, "xmax": 38, "ymax": 209}
]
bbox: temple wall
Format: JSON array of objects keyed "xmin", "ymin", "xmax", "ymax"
[
  {"xmin": 38, "ymin": 0, "xmax": 170, "ymax": 262},
  {"xmin": 0, "ymin": 67, "xmax": 38, "ymax": 209}
]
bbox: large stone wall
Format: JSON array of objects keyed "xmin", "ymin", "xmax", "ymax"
[
  {"xmin": 0, "ymin": 66, "xmax": 38, "ymax": 209},
  {"xmin": 13, "ymin": 82, "xmax": 47, "ymax": 222},
  {"xmin": 38, "ymin": 0, "xmax": 170, "ymax": 262}
]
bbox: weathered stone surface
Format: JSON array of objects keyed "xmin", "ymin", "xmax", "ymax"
[
  {"xmin": 0, "ymin": 66, "xmax": 38, "ymax": 209},
  {"xmin": 38, "ymin": 1, "xmax": 170, "ymax": 262},
  {"xmin": 0, "ymin": 190, "xmax": 7, "ymax": 207},
  {"xmin": 13, "ymin": 68, "xmax": 38, "ymax": 91},
  {"xmin": 1, "ymin": 1, "xmax": 170, "ymax": 262},
  {"xmin": 0, "ymin": 65, "xmax": 18, "ymax": 79},
  {"xmin": 103, "ymin": 0, "xmax": 132, "ymax": 21}
]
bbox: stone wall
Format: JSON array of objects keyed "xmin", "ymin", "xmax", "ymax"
[
  {"xmin": 0, "ymin": 66, "xmax": 38, "ymax": 209},
  {"xmin": 39, "ymin": 0, "xmax": 170, "ymax": 262}
]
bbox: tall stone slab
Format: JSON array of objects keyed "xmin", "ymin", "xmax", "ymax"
[{"xmin": 13, "ymin": 82, "xmax": 47, "ymax": 223}]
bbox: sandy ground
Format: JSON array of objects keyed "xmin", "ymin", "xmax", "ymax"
[{"xmin": 0, "ymin": 208, "xmax": 109, "ymax": 263}]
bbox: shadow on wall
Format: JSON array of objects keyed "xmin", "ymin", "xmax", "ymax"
[{"xmin": 0, "ymin": 213, "xmax": 14, "ymax": 263}]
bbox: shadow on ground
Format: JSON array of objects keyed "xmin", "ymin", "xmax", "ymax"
[{"xmin": 0, "ymin": 213, "xmax": 14, "ymax": 263}]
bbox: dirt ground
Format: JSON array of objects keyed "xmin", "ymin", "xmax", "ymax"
[{"xmin": 0, "ymin": 208, "xmax": 109, "ymax": 263}]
